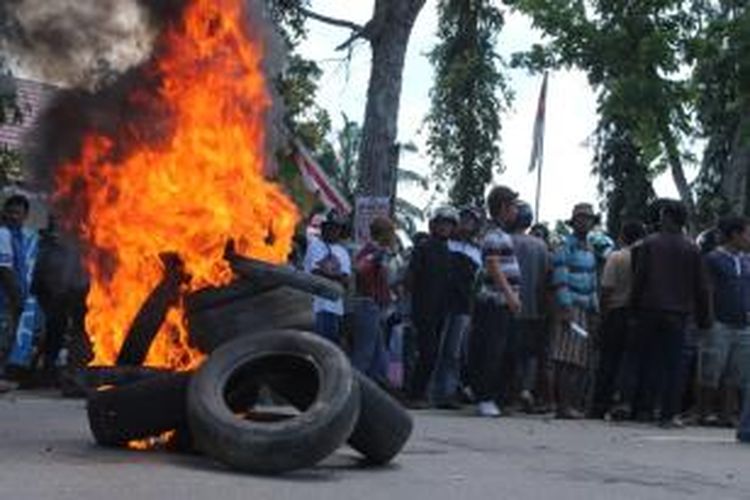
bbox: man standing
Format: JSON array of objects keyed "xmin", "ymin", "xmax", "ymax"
[
  {"xmin": 511, "ymin": 201, "xmax": 550, "ymax": 412},
  {"xmin": 550, "ymin": 203, "xmax": 599, "ymax": 419},
  {"xmin": 303, "ymin": 209, "xmax": 351, "ymax": 346},
  {"xmin": 0, "ymin": 198, "xmax": 22, "ymax": 391},
  {"xmin": 3, "ymin": 195, "xmax": 42, "ymax": 377},
  {"xmin": 351, "ymin": 216, "xmax": 396, "ymax": 384},
  {"xmin": 631, "ymin": 200, "xmax": 711, "ymax": 428},
  {"xmin": 591, "ymin": 220, "xmax": 646, "ymax": 418},
  {"xmin": 431, "ymin": 206, "xmax": 483, "ymax": 409},
  {"xmin": 406, "ymin": 206, "xmax": 458, "ymax": 407},
  {"xmin": 469, "ymin": 186, "xmax": 521, "ymax": 417},
  {"xmin": 698, "ymin": 216, "xmax": 750, "ymax": 427}
]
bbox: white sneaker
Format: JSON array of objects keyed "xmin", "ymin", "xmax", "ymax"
[{"xmin": 476, "ymin": 400, "xmax": 501, "ymax": 418}]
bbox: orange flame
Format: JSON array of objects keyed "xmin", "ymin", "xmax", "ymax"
[{"xmin": 55, "ymin": 0, "xmax": 298, "ymax": 370}]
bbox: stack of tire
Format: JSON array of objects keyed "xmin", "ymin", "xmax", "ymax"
[{"xmin": 85, "ymin": 257, "xmax": 413, "ymax": 474}]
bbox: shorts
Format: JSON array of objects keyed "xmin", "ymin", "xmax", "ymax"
[{"xmin": 699, "ymin": 322, "xmax": 750, "ymax": 389}]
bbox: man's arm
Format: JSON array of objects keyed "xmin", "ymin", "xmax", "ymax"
[
  {"xmin": 599, "ymin": 252, "xmax": 619, "ymax": 314},
  {"xmin": 694, "ymin": 251, "xmax": 713, "ymax": 329}
]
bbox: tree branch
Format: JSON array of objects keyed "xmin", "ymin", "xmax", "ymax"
[{"xmin": 298, "ymin": 7, "xmax": 364, "ymax": 32}]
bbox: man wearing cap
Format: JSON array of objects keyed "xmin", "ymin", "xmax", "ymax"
[
  {"xmin": 406, "ymin": 206, "xmax": 458, "ymax": 407},
  {"xmin": 549, "ymin": 203, "xmax": 599, "ymax": 419},
  {"xmin": 431, "ymin": 206, "xmax": 483, "ymax": 409},
  {"xmin": 303, "ymin": 210, "xmax": 351, "ymax": 345},
  {"xmin": 469, "ymin": 186, "xmax": 522, "ymax": 417}
]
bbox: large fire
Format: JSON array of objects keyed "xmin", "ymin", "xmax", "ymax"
[{"xmin": 54, "ymin": 0, "xmax": 298, "ymax": 370}]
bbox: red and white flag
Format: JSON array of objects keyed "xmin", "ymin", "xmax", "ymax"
[{"xmin": 529, "ymin": 72, "xmax": 548, "ymax": 173}]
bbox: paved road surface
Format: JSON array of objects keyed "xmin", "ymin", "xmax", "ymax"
[{"xmin": 0, "ymin": 391, "xmax": 747, "ymax": 500}]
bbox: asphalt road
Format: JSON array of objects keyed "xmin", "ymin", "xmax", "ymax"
[{"xmin": 0, "ymin": 391, "xmax": 748, "ymax": 500}]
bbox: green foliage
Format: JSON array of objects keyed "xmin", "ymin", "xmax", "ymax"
[
  {"xmin": 316, "ymin": 114, "xmax": 360, "ymax": 203},
  {"xmin": 594, "ymin": 118, "xmax": 654, "ymax": 235},
  {"xmin": 426, "ymin": 0, "xmax": 512, "ymax": 207},
  {"xmin": 690, "ymin": 1, "xmax": 750, "ymax": 220},
  {"xmin": 276, "ymin": 53, "xmax": 331, "ymax": 152},
  {"xmin": 508, "ymin": 0, "xmax": 703, "ymax": 223},
  {"xmin": 268, "ymin": 0, "xmax": 332, "ymax": 156}
]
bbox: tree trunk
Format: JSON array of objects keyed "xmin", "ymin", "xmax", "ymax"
[
  {"xmin": 722, "ymin": 110, "xmax": 750, "ymax": 216},
  {"xmin": 659, "ymin": 125, "xmax": 696, "ymax": 231},
  {"xmin": 356, "ymin": 0, "xmax": 426, "ymax": 199}
]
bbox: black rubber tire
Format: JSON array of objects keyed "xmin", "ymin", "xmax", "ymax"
[
  {"xmin": 86, "ymin": 372, "xmax": 192, "ymax": 447},
  {"xmin": 187, "ymin": 329, "xmax": 360, "ymax": 474},
  {"xmin": 227, "ymin": 254, "xmax": 343, "ymax": 301},
  {"xmin": 268, "ymin": 371, "xmax": 414, "ymax": 465},
  {"xmin": 347, "ymin": 372, "xmax": 413, "ymax": 464},
  {"xmin": 185, "ymin": 286, "xmax": 314, "ymax": 354},
  {"xmin": 62, "ymin": 366, "xmax": 170, "ymax": 398},
  {"xmin": 184, "ymin": 279, "xmax": 277, "ymax": 313}
]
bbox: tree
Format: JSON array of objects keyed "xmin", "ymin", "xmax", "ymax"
[
  {"xmin": 319, "ymin": 117, "xmax": 428, "ymax": 236},
  {"xmin": 690, "ymin": 1, "xmax": 750, "ymax": 220},
  {"xmin": 268, "ymin": 0, "xmax": 333, "ymax": 156},
  {"xmin": 508, "ymin": 0, "xmax": 701, "ymax": 226},
  {"xmin": 301, "ymin": 0, "xmax": 428, "ymax": 201},
  {"xmin": 426, "ymin": 0, "xmax": 511, "ymax": 207},
  {"xmin": 594, "ymin": 117, "xmax": 654, "ymax": 235}
]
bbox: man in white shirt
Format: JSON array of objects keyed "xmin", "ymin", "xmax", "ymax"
[{"xmin": 304, "ymin": 210, "xmax": 351, "ymax": 345}]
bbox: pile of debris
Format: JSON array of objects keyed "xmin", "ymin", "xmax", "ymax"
[{"xmin": 80, "ymin": 248, "xmax": 413, "ymax": 474}]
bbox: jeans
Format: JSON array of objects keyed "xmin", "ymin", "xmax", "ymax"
[
  {"xmin": 468, "ymin": 299, "xmax": 516, "ymax": 403},
  {"xmin": 350, "ymin": 298, "xmax": 388, "ymax": 382},
  {"xmin": 431, "ymin": 313, "xmax": 470, "ymax": 403},
  {"xmin": 632, "ymin": 310, "xmax": 688, "ymax": 421},
  {"xmin": 699, "ymin": 323, "xmax": 750, "ymax": 389},
  {"xmin": 314, "ymin": 311, "xmax": 342, "ymax": 346},
  {"xmin": 517, "ymin": 318, "xmax": 547, "ymax": 393},
  {"xmin": 592, "ymin": 308, "xmax": 632, "ymax": 414},
  {"xmin": 408, "ymin": 313, "xmax": 447, "ymax": 400}
]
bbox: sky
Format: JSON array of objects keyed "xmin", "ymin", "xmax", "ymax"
[{"xmin": 297, "ymin": 0, "xmax": 685, "ymax": 225}]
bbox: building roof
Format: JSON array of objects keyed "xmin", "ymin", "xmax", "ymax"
[{"xmin": 0, "ymin": 77, "xmax": 57, "ymax": 149}]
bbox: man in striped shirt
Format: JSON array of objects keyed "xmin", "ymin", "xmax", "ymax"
[
  {"xmin": 550, "ymin": 203, "xmax": 599, "ymax": 419},
  {"xmin": 468, "ymin": 186, "xmax": 522, "ymax": 417}
]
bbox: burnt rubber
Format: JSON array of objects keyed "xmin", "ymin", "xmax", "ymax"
[
  {"xmin": 86, "ymin": 371, "xmax": 192, "ymax": 447},
  {"xmin": 187, "ymin": 329, "xmax": 359, "ymax": 474}
]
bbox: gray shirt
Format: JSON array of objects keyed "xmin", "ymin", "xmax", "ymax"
[{"xmin": 511, "ymin": 233, "xmax": 549, "ymax": 319}]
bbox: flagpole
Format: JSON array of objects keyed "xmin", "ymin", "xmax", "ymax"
[{"xmin": 535, "ymin": 150, "xmax": 543, "ymax": 222}]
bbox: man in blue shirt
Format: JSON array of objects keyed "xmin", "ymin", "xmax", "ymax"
[{"xmin": 699, "ymin": 216, "xmax": 750, "ymax": 431}]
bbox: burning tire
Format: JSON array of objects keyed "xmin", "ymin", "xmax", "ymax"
[
  {"xmin": 86, "ymin": 372, "xmax": 192, "ymax": 447},
  {"xmin": 187, "ymin": 329, "xmax": 360, "ymax": 474},
  {"xmin": 225, "ymin": 252, "xmax": 343, "ymax": 301},
  {"xmin": 185, "ymin": 286, "xmax": 314, "ymax": 353},
  {"xmin": 63, "ymin": 366, "xmax": 170, "ymax": 398}
]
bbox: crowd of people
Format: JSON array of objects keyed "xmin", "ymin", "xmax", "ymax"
[
  {"xmin": 0, "ymin": 194, "xmax": 87, "ymax": 392},
  {"xmin": 0, "ymin": 186, "xmax": 747, "ymax": 442},
  {"xmin": 301, "ymin": 186, "xmax": 750, "ymax": 441}
]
